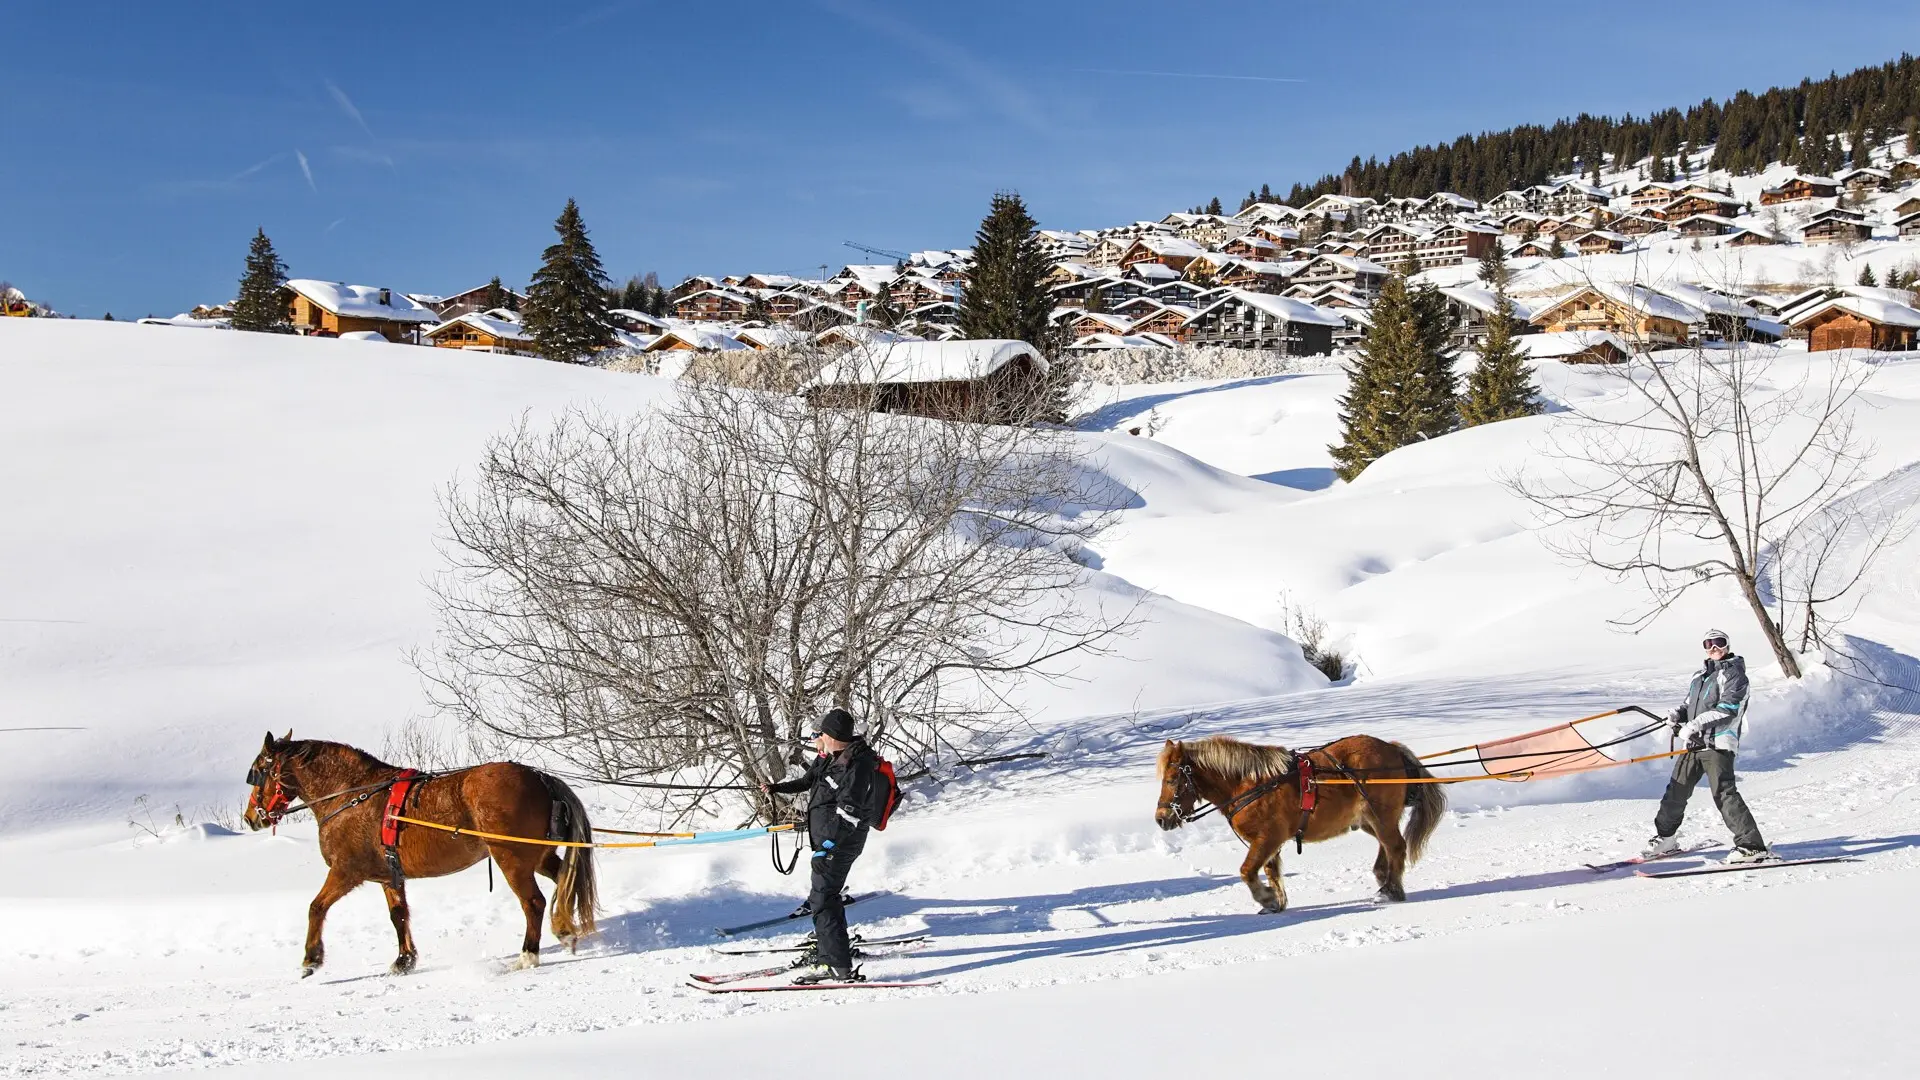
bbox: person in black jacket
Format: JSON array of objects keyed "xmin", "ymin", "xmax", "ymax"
[{"xmin": 765, "ymin": 707, "xmax": 880, "ymax": 984}]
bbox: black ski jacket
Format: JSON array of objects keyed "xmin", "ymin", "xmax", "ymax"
[{"xmin": 770, "ymin": 739, "xmax": 879, "ymax": 849}]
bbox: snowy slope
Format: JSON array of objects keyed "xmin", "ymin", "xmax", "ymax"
[{"xmin": 5, "ymin": 319, "xmax": 1920, "ymax": 1076}]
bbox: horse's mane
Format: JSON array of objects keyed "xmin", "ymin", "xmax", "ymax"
[
  {"xmin": 285, "ymin": 739, "xmax": 395, "ymax": 772},
  {"xmin": 1177, "ymin": 736, "xmax": 1295, "ymax": 783}
]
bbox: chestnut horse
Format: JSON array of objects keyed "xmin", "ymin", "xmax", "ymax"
[
  {"xmin": 243, "ymin": 731, "xmax": 597, "ymax": 977},
  {"xmin": 1154, "ymin": 735, "xmax": 1445, "ymax": 911}
]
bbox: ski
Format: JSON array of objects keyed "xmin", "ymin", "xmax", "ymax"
[
  {"xmin": 1586, "ymin": 842, "xmax": 1720, "ymax": 873},
  {"xmin": 690, "ymin": 964, "xmax": 791, "ymax": 986},
  {"xmin": 1636, "ymin": 855, "xmax": 1860, "ymax": 879},
  {"xmin": 711, "ymin": 933, "xmax": 929, "ymax": 957},
  {"xmin": 689, "ymin": 979, "xmax": 941, "ymax": 994},
  {"xmin": 714, "ymin": 892, "xmax": 883, "ymax": 937}
]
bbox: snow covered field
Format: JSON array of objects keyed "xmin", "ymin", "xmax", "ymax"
[{"xmin": 4, "ymin": 318, "xmax": 1920, "ymax": 1077}]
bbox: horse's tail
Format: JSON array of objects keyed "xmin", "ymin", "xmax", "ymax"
[
  {"xmin": 543, "ymin": 774, "xmax": 598, "ymax": 942},
  {"xmin": 1393, "ymin": 742, "xmax": 1446, "ymax": 865}
]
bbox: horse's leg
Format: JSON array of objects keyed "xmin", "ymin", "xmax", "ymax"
[
  {"xmin": 382, "ymin": 882, "xmax": 418, "ymax": 975},
  {"xmin": 1239, "ymin": 835, "xmax": 1286, "ymax": 913},
  {"xmin": 537, "ymin": 849, "xmax": 563, "ymax": 882},
  {"xmin": 1369, "ymin": 797, "xmax": 1410, "ymax": 902},
  {"xmin": 301, "ymin": 868, "xmax": 360, "ymax": 978},
  {"xmin": 1263, "ymin": 849, "xmax": 1287, "ymax": 912},
  {"xmin": 494, "ymin": 845, "xmax": 547, "ymax": 970}
]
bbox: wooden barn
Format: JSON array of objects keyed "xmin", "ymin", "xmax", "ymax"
[
  {"xmin": 803, "ymin": 339, "xmax": 1049, "ymax": 424},
  {"xmin": 423, "ymin": 311, "xmax": 537, "ymax": 355},
  {"xmin": 282, "ymin": 280, "xmax": 438, "ymax": 341},
  {"xmin": 1788, "ymin": 296, "xmax": 1920, "ymax": 352},
  {"xmin": 1802, "ymin": 211, "xmax": 1872, "ymax": 245}
]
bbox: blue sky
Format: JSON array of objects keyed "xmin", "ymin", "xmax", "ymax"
[{"xmin": 6, "ymin": 1, "xmax": 1919, "ymax": 318}]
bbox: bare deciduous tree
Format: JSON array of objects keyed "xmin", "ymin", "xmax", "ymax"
[
  {"xmin": 418, "ymin": 381, "xmax": 1132, "ymax": 821},
  {"xmin": 1512, "ymin": 313, "xmax": 1884, "ymax": 678}
]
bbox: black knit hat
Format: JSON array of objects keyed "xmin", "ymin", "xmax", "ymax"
[{"xmin": 814, "ymin": 708, "xmax": 857, "ymax": 741}]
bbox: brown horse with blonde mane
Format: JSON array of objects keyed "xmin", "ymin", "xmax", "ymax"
[
  {"xmin": 243, "ymin": 731, "xmax": 597, "ymax": 977},
  {"xmin": 1155, "ymin": 735, "xmax": 1445, "ymax": 911}
]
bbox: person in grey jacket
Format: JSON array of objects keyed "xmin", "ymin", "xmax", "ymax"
[{"xmin": 1643, "ymin": 629, "xmax": 1776, "ymax": 863}]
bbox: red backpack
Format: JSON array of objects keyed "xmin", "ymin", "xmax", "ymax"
[{"xmin": 869, "ymin": 757, "xmax": 903, "ymax": 830}]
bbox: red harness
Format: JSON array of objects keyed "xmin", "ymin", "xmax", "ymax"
[
  {"xmin": 1292, "ymin": 757, "xmax": 1317, "ymax": 852},
  {"xmin": 381, "ymin": 769, "xmax": 422, "ymax": 848}
]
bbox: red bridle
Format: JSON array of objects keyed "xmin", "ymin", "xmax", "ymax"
[{"xmin": 245, "ymin": 755, "xmax": 297, "ymax": 831}]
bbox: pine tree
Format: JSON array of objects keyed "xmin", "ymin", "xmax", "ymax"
[
  {"xmin": 1328, "ymin": 272, "xmax": 1458, "ymax": 481},
  {"xmin": 1206, "ymin": 196, "xmax": 1224, "ymax": 215},
  {"xmin": 103, "ymin": 312, "xmax": 114, "ymax": 321},
  {"xmin": 1859, "ymin": 264, "xmax": 1878, "ymax": 287},
  {"xmin": 1459, "ymin": 286, "xmax": 1540, "ymax": 426},
  {"xmin": 231, "ymin": 228, "xmax": 291, "ymax": 333},
  {"xmin": 1476, "ymin": 240, "xmax": 1508, "ymax": 289},
  {"xmin": 522, "ymin": 199, "xmax": 616, "ymax": 363},
  {"xmin": 482, "ymin": 275, "xmax": 510, "ymax": 312},
  {"xmin": 1907, "ymin": 116, "xmax": 1920, "ymax": 158},
  {"xmin": 1084, "ymin": 284, "xmax": 1106, "ymax": 315},
  {"xmin": 1549, "ymin": 233, "xmax": 1565, "ymax": 258},
  {"xmin": 957, "ymin": 191, "xmax": 1053, "ymax": 347}
]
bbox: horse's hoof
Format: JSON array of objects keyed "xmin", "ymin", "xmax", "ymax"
[
  {"xmin": 508, "ymin": 950, "xmax": 540, "ymax": 971},
  {"xmin": 300, "ymin": 964, "xmax": 318, "ymax": 979},
  {"xmin": 389, "ymin": 955, "xmax": 416, "ymax": 976}
]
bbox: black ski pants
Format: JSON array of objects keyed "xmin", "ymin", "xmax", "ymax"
[
  {"xmin": 807, "ymin": 829, "xmax": 867, "ymax": 969},
  {"xmin": 1655, "ymin": 748, "xmax": 1766, "ymax": 850}
]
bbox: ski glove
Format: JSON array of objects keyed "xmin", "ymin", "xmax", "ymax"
[{"xmin": 1668, "ymin": 706, "xmax": 1688, "ymax": 732}]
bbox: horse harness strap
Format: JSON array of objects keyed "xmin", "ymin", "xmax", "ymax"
[
  {"xmin": 380, "ymin": 769, "xmax": 423, "ymax": 889},
  {"xmin": 1292, "ymin": 756, "xmax": 1317, "ymax": 853}
]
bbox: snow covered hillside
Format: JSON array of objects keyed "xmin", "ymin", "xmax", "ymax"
[{"xmin": 4, "ymin": 318, "xmax": 1920, "ymax": 1076}]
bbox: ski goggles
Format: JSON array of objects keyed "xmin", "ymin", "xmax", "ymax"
[{"xmin": 1702, "ymin": 637, "xmax": 1728, "ymax": 650}]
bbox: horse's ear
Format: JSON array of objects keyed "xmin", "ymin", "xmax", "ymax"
[
  {"xmin": 283, "ymin": 728, "xmax": 293, "ymax": 742},
  {"xmin": 264, "ymin": 730, "xmax": 276, "ymax": 749}
]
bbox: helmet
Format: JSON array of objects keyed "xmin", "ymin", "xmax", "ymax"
[{"xmin": 1702, "ymin": 628, "xmax": 1730, "ymax": 648}]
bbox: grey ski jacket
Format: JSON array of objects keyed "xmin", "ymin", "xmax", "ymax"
[{"xmin": 1674, "ymin": 654, "xmax": 1750, "ymax": 753}]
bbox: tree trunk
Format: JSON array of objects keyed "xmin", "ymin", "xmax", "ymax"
[{"xmin": 1734, "ymin": 567, "xmax": 1802, "ymax": 677}]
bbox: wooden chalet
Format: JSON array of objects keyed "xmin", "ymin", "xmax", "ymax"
[
  {"xmin": 1510, "ymin": 238, "xmax": 1559, "ymax": 258},
  {"xmin": 282, "ymin": 280, "xmax": 438, "ymax": 342},
  {"xmin": 1249, "ymin": 221, "xmax": 1301, "ymax": 247},
  {"xmin": 1675, "ymin": 214, "xmax": 1738, "ymax": 238},
  {"xmin": 1503, "ymin": 213, "xmax": 1546, "ymax": 236},
  {"xmin": 1802, "ymin": 212, "xmax": 1872, "ymax": 245},
  {"xmin": 1891, "ymin": 159, "xmax": 1920, "ymax": 183},
  {"xmin": 804, "ymin": 340, "xmax": 1048, "ymax": 424},
  {"xmin": 1286, "ymin": 255, "xmax": 1389, "ymax": 299},
  {"xmin": 890, "ymin": 275, "xmax": 961, "ymax": 311},
  {"xmin": 1183, "ymin": 290, "xmax": 1339, "ymax": 355},
  {"xmin": 1788, "ymin": 296, "xmax": 1920, "ymax": 352},
  {"xmin": 643, "ymin": 326, "xmax": 751, "ymax": 352},
  {"xmin": 1628, "ymin": 182, "xmax": 1682, "ymax": 210},
  {"xmin": 1726, "ymin": 227, "xmax": 1783, "ymax": 247},
  {"xmin": 1085, "ymin": 236, "xmax": 1133, "ymax": 268},
  {"xmin": 1518, "ymin": 330, "xmax": 1630, "ymax": 365},
  {"xmin": 1658, "ymin": 192, "xmax": 1744, "ymax": 220},
  {"xmin": 1143, "ymin": 280, "xmax": 1210, "ymax": 306},
  {"xmin": 1573, "ymin": 230, "xmax": 1631, "ymax": 255},
  {"xmin": 1217, "ymin": 260, "xmax": 1293, "ymax": 292},
  {"xmin": 670, "ymin": 275, "xmax": 721, "ymax": 301},
  {"xmin": 1891, "ymin": 195, "xmax": 1920, "ymax": 219},
  {"xmin": 906, "ymin": 301, "xmax": 961, "ymax": 327},
  {"xmin": 1118, "ymin": 236, "xmax": 1208, "ymax": 274},
  {"xmin": 1759, "ymin": 176, "xmax": 1840, "ymax": 205},
  {"xmin": 1837, "ymin": 167, "xmax": 1893, "ymax": 196},
  {"xmin": 1064, "ymin": 311, "xmax": 1135, "ymax": 340},
  {"xmin": 1528, "ymin": 282, "xmax": 1699, "ymax": 347},
  {"xmin": 419, "ymin": 282, "xmax": 528, "ymax": 319},
  {"xmin": 1438, "ymin": 285, "xmax": 1531, "ymax": 346},
  {"xmin": 1223, "ymin": 234, "xmax": 1281, "ymax": 259},
  {"xmin": 1534, "ymin": 217, "xmax": 1577, "ymax": 239},
  {"xmin": 673, "ymin": 288, "xmax": 757, "ymax": 322},
  {"xmin": 424, "ymin": 311, "xmax": 536, "ymax": 356},
  {"xmin": 1124, "ymin": 303, "xmax": 1197, "ymax": 343},
  {"xmin": 1417, "ymin": 223, "xmax": 1499, "ymax": 266},
  {"xmin": 1609, "ymin": 214, "xmax": 1667, "ymax": 236},
  {"xmin": 1898, "ymin": 211, "xmax": 1920, "ymax": 239}
]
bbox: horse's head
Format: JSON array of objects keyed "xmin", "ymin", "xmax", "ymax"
[
  {"xmin": 242, "ymin": 729, "xmax": 301, "ymax": 831},
  {"xmin": 1154, "ymin": 739, "xmax": 1195, "ymax": 831}
]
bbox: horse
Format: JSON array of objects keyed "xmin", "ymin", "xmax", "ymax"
[
  {"xmin": 1154, "ymin": 734, "xmax": 1445, "ymax": 912},
  {"xmin": 242, "ymin": 731, "xmax": 597, "ymax": 977}
]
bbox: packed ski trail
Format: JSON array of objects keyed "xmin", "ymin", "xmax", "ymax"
[{"xmin": 6, "ymin": 321, "xmax": 1920, "ymax": 1075}]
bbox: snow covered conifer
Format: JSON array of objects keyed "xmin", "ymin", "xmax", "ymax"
[
  {"xmin": 1476, "ymin": 241, "xmax": 1508, "ymax": 289},
  {"xmin": 1858, "ymin": 264, "xmax": 1878, "ymax": 287},
  {"xmin": 958, "ymin": 191, "xmax": 1053, "ymax": 349},
  {"xmin": 523, "ymin": 199, "xmax": 616, "ymax": 364},
  {"xmin": 231, "ymin": 228, "xmax": 290, "ymax": 333},
  {"xmin": 1330, "ymin": 271, "xmax": 1458, "ymax": 481},
  {"xmin": 1459, "ymin": 285, "xmax": 1540, "ymax": 427},
  {"xmin": 483, "ymin": 276, "xmax": 512, "ymax": 312}
]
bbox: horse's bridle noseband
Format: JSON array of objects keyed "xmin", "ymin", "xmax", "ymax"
[
  {"xmin": 246, "ymin": 752, "xmax": 300, "ymax": 829},
  {"xmin": 1160, "ymin": 759, "xmax": 1206, "ymax": 824}
]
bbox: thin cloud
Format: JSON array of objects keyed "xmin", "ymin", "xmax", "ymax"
[
  {"xmin": 295, "ymin": 149, "xmax": 317, "ymax": 192},
  {"xmin": 554, "ymin": 2, "xmax": 635, "ymax": 34},
  {"xmin": 821, "ymin": 0, "xmax": 1050, "ymax": 134},
  {"xmin": 326, "ymin": 217, "xmax": 348, "ymax": 232},
  {"xmin": 324, "ymin": 79, "xmax": 376, "ymax": 139},
  {"xmin": 230, "ymin": 154, "xmax": 284, "ymax": 182},
  {"xmin": 1070, "ymin": 68, "xmax": 1306, "ymax": 84},
  {"xmin": 151, "ymin": 153, "xmax": 285, "ymax": 197}
]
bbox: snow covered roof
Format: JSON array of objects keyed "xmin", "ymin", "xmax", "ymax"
[
  {"xmin": 1846, "ymin": 285, "xmax": 1920, "ymax": 305},
  {"xmin": 1535, "ymin": 281, "xmax": 1706, "ymax": 325},
  {"xmin": 1068, "ymin": 311, "xmax": 1135, "ymax": 332},
  {"xmin": 607, "ymin": 308, "xmax": 670, "ymax": 330},
  {"xmin": 1129, "ymin": 235, "xmax": 1210, "ymax": 259},
  {"xmin": 1192, "ymin": 289, "xmax": 1344, "ymax": 328},
  {"xmin": 1066, "ymin": 332, "xmax": 1179, "ymax": 351},
  {"xmin": 1439, "ymin": 285, "xmax": 1535, "ymax": 321},
  {"xmin": 1786, "ymin": 295, "xmax": 1920, "ymax": 329},
  {"xmin": 1307, "ymin": 254, "xmax": 1390, "ymax": 275},
  {"xmin": 284, "ymin": 280, "xmax": 438, "ymax": 323},
  {"xmin": 807, "ymin": 339, "xmax": 1048, "ymax": 388},
  {"xmin": 732, "ymin": 326, "xmax": 809, "ymax": 349},
  {"xmin": 813, "ymin": 325, "xmax": 924, "ymax": 350},
  {"xmin": 643, "ymin": 327, "xmax": 752, "ymax": 352},
  {"xmin": 136, "ymin": 314, "xmax": 231, "ymax": 329},
  {"xmin": 1125, "ymin": 262, "xmax": 1182, "ymax": 281},
  {"xmin": 1645, "ymin": 282, "xmax": 1750, "ymax": 318},
  {"xmin": 1517, "ymin": 330, "xmax": 1630, "ymax": 360},
  {"xmin": 426, "ymin": 311, "xmax": 533, "ymax": 342}
]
